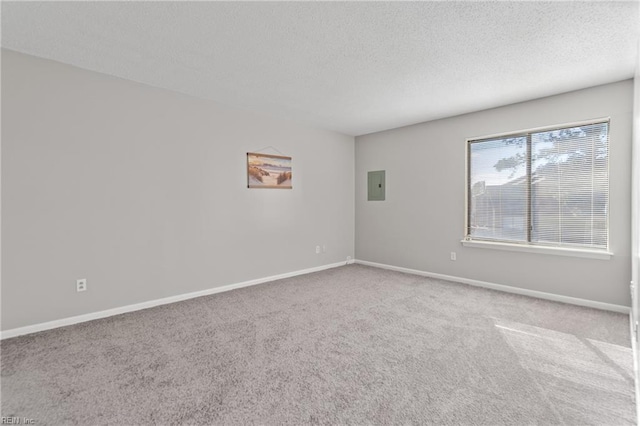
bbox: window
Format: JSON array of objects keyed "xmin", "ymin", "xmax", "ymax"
[{"xmin": 466, "ymin": 120, "xmax": 609, "ymax": 252}]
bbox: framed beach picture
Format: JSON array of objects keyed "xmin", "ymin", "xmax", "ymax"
[{"xmin": 247, "ymin": 152, "xmax": 292, "ymax": 189}]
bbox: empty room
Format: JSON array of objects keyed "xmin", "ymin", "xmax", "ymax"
[{"xmin": 2, "ymin": 1, "xmax": 640, "ymax": 425}]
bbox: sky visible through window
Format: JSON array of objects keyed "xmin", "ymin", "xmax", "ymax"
[{"xmin": 470, "ymin": 139, "xmax": 525, "ymax": 187}]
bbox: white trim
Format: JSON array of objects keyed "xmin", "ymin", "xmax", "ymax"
[
  {"xmin": 0, "ymin": 261, "xmax": 348, "ymax": 340},
  {"xmin": 461, "ymin": 239, "xmax": 612, "ymax": 260},
  {"xmin": 355, "ymin": 259, "xmax": 629, "ymax": 314},
  {"xmin": 629, "ymin": 312, "xmax": 640, "ymax": 425}
]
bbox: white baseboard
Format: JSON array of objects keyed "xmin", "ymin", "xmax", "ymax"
[
  {"xmin": 355, "ymin": 259, "xmax": 630, "ymax": 314},
  {"xmin": 0, "ymin": 261, "xmax": 349, "ymax": 340}
]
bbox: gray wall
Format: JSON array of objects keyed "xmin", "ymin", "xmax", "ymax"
[
  {"xmin": 631, "ymin": 37, "xmax": 640, "ymax": 406},
  {"xmin": 1, "ymin": 50, "xmax": 355, "ymax": 331},
  {"xmin": 356, "ymin": 80, "xmax": 634, "ymax": 306}
]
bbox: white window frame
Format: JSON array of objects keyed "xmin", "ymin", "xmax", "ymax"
[{"xmin": 462, "ymin": 118, "xmax": 612, "ymax": 260}]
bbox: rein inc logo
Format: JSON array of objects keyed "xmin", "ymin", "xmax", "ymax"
[{"xmin": 1, "ymin": 418, "xmax": 35, "ymax": 425}]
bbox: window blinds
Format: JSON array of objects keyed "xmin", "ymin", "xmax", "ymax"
[{"xmin": 467, "ymin": 121, "xmax": 609, "ymax": 250}]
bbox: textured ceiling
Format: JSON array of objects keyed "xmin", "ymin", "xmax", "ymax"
[{"xmin": 2, "ymin": 1, "xmax": 639, "ymax": 136}]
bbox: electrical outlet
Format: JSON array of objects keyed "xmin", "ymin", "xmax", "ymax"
[
  {"xmin": 322, "ymin": 245, "xmax": 327, "ymax": 253},
  {"xmin": 76, "ymin": 278, "xmax": 87, "ymax": 292},
  {"xmin": 450, "ymin": 252, "xmax": 457, "ymax": 261},
  {"xmin": 315, "ymin": 245, "xmax": 321, "ymax": 254},
  {"xmin": 347, "ymin": 256, "xmax": 352, "ymax": 263}
]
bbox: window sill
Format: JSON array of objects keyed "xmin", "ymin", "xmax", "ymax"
[{"xmin": 460, "ymin": 239, "xmax": 612, "ymax": 260}]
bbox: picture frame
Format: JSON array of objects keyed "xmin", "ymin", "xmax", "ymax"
[{"xmin": 247, "ymin": 152, "xmax": 292, "ymax": 189}]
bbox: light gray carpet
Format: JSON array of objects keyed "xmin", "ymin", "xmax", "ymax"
[{"xmin": 1, "ymin": 264, "xmax": 635, "ymax": 425}]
